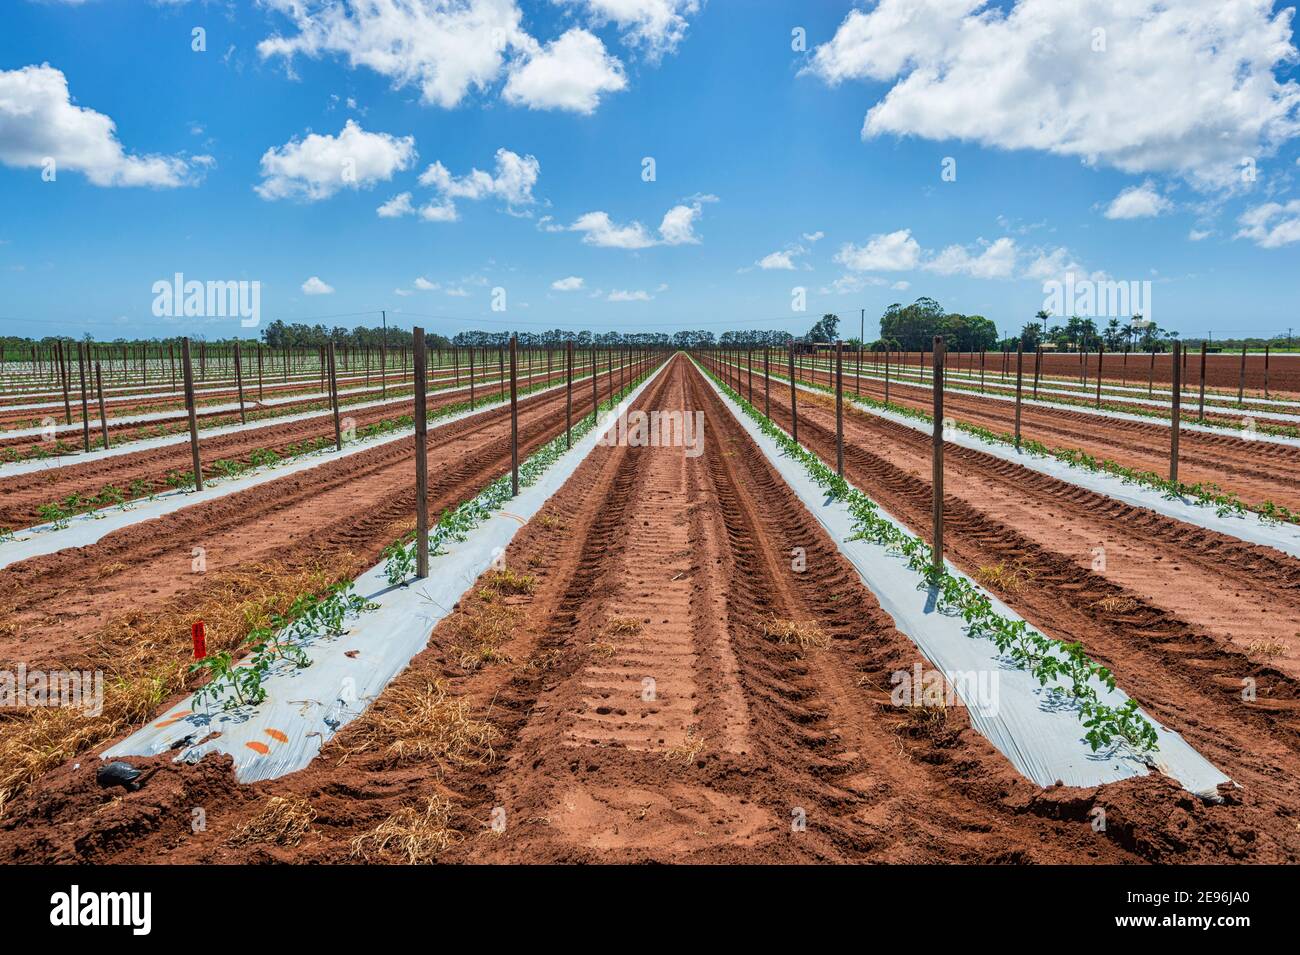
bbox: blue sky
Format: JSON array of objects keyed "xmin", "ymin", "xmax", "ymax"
[{"xmin": 2, "ymin": 0, "xmax": 1300, "ymax": 344}]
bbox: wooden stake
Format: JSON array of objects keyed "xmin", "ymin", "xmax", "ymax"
[
  {"xmin": 468, "ymin": 346, "xmax": 476, "ymax": 409},
  {"xmin": 95, "ymin": 361, "xmax": 109, "ymax": 450},
  {"xmin": 763, "ymin": 346, "xmax": 771, "ymax": 418},
  {"xmin": 233, "ymin": 342, "xmax": 246, "ymax": 425},
  {"xmin": 58, "ymin": 341, "xmax": 72, "ymax": 425},
  {"xmin": 788, "ymin": 343, "xmax": 798, "ymax": 444},
  {"xmin": 835, "ymin": 340, "xmax": 844, "ymax": 476},
  {"xmin": 1198, "ymin": 341, "xmax": 1207, "ymax": 421},
  {"xmin": 509, "ymin": 335, "xmax": 519, "ymax": 497},
  {"xmin": 1237, "ymin": 343, "xmax": 1247, "ymax": 404},
  {"xmin": 1014, "ymin": 342, "xmax": 1024, "ymax": 449},
  {"xmin": 328, "ymin": 343, "xmax": 342, "ymax": 451},
  {"xmin": 1094, "ymin": 344, "xmax": 1103, "ymax": 408},
  {"xmin": 884, "ymin": 347, "xmax": 891, "ymax": 405},
  {"xmin": 414, "ymin": 329, "xmax": 429, "ymax": 579},
  {"xmin": 181, "ymin": 338, "xmax": 203, "ymax": 490},
  {"xmin": 78, "ymin": 342, "xmax": 90, "ymax": 453},
  {"xmin": 931, "ymin": 335, "xmax": 945, "ymax": 575},
  {"xmin": 565, "ymin": 340, "xmax": 574, "ymax": 449},
  {"xmin": 1170, "ymin": 341, "xmax": 1182, "ymax": 484}
]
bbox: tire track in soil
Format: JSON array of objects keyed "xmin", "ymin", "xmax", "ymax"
[
  {"xmin": 785, "ymin": 361, "xmax": 1300, "ymax": 512},
  {"xmin": 713, "ymin": 362, "xmax": 1300, "ymax": 853},
  {"xmin": 429, "ymin": 357, "xmax": 1142, "ymax": 862},
  {"xmin": 0, "ymin": 368, "xmax": 578, "ymax": 530},
  {"xmin": 0, "ymin": 365, "xmax": 641, "ymax": 668}
]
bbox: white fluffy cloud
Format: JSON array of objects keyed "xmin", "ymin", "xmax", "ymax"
[
  {"xmin": 551, "ymin": 275, "xmax": 584, "ymax": 290},
  {"xmin": 757, "ymin": 250, "xmax": 797, "ymax": 270},
  {"xmin": 559, "ymin": 0, "xmax": 701, "ymax": 59},
  {"xmin": 257, "ymin": 2, "xmax": 683, "ymax": 114},
  {"xmin": 1104, "ymin": 181, "xmax": 1173, "ymax": 219},
  {"xmin": 569, "ymin": 211, "xmax": 656, "ymax": 248},
  {"xmin": 1235, "ymin": 200, "xmax": 1300, "ymax": 248},
  {"xmin": 807, "ymin": 0, "xmax": 1300, "ymax": 191},
  {"xmin": 503, "ymin": 28, "xmax": 627, "ymax": 113},
  {"xmin": 257, "ymin": 120, "xmax": 416, "ymax": 201},
  {"xmin": 301, "ymin": 276, "xmax": 335, "ymax": 295},
  {"xmin": 418, "ymin": 147, "xmax": 539, "ymax": 206},
  {"xmin": 419, "ymin": 200, "xmax": 459, "ymax": 222},
  {"xmin": 835, "ymin": 229, "xmax": 1098, "ymax": 281},
  {"xmin": 657, "ymin": 202, "xmax": 703, "ymax": 244},
  {"xmin": 608, "ymin": 288, "xmax": 653, "ymax": 301},
  {"xmin": 1023, "ymin": 246, "xmax": 1095, "ymax": 281},
  {"xmin": 259, "ymin": 0, "xmax": 527, "ymax": 109},
  {"xmin": 377, "ymin": 191, "xmax": 415, "ymax": 217},
  {"xmin": 414, "ymin": 276, "xmax": 439, "ymax": 290},
  {"xmin": 834, "ymin": 229, "xmax": 922, "ymax": 271},
  {"xmin": 569, "ymin": 199, "xmax": 706, "ymax": 248},
  {"xmin": 0, "ymin": 64, "xmax": 202, "ymax": 187},
  {"xmin": 924, "ymin": 237, "xmax": 1018, "ymax": 278}
]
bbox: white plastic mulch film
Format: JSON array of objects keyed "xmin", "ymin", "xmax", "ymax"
[
  {"xmin": 697, "ymin": 361, "xmax": 1229, "ymax": 797},
  {"xmin": 102, "ymin": 362, "xmax": 668, "ymax": 783}
]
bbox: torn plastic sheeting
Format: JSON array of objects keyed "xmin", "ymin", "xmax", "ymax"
[
  {"xmin": 773, "ymin": 371, "xmax": 1300, "ymax": 560},
  {"xmin": 697, "ymin": 361, "xmax": 1230, "ymax": 796},
  {"xmin": 101, "ymin": 362, "xmax": 668, "ymax": 783}
]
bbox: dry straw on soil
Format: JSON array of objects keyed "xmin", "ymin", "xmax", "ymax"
[
  {"xmin": 228, "ymin": 794, "xmax": 317, "ymax": 847},
  {"xmin": 350, "ymin": 794, "xmax": 460, "ymax": 863},
  {"xmin": 764, "ymin": 617, "xmax": 830, "ymax": 650},
  {"xmin": 0, "ymin": 555, "xmax": 357, "ymax": 819},
  {"xmin": 343, "ymin": 680, "xmax": 498, "ymax": 770},
  {"xmin": 975, "ymin": 560, "xmax": 1035, "ymax": 596}
]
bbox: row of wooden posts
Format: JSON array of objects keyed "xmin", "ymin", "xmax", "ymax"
[
  {"xmin": 793, "ymin": 339, "xmax": 1271, "ymax": 407},
  {"xmin": 408, "ymin": 332, "xmax": 657, "ymax": 580},
  {"xmin": 13, "ymin": 341, "xmax": 592, "ymax": 394},
  {"xmin": 709, "ymin": 335, "xmax": 1190, "ymax": 574},
  {"xmin": 157, "ymin": 335, "xmax": 651, "ymax": 498}
]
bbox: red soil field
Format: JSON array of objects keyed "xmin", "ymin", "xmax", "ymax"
[{"xmin": 1, "ymin": 356, "xmax": 1293, "ymax": 863}]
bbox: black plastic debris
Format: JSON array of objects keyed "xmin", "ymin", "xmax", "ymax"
[{"xmin": 96, "ymin": 762, "xmax": 144, "ymax": 791}]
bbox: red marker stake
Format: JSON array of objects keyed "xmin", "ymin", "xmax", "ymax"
[{"xmin": 191, "ymin": 621, "xmax": 207, "ymax": 660}]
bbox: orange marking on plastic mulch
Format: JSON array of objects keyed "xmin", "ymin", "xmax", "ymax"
[
  {"xmin": 154, "ymin": 710, "xmax": 194, "ymax": 728},
  {"xmin": 265, "ymin": 729, "xmax": 289, "ymax": 743},
  {"xmin": 245, "ymin": 741, "xmax": 270, "ymax": 754}
]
